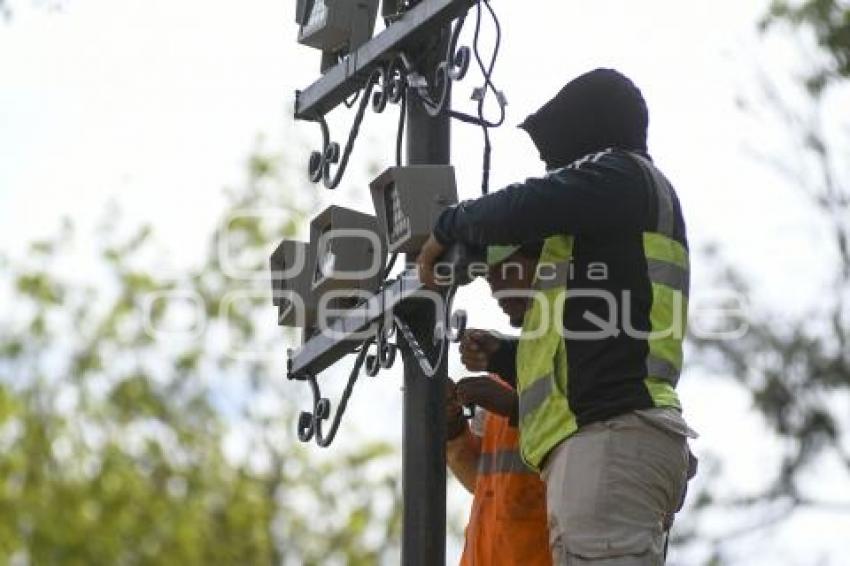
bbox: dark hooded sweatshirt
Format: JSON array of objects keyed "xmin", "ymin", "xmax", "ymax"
[{"xmin": 433, "ymin": 69, "xmax": 689, "ymax": 428}]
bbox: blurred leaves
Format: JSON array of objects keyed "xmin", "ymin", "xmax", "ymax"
[
  {"xmin": 16, "ymin": 272, "xmax": 63, "ymax": 305},
  {"xmin": 686, "ymin": 0, "xmax": 850, "ymax": 559},
  {"xmin": 0, "ymin": 144, "xmax": 401, "ymax": 564},
  {"xmin": 763, "ymin": 0, "xmax": 850, "ymax": 88}
]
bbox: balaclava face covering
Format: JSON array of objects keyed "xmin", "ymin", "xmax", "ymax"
[{"xmin": 519, "ymin": 68, "xmax": 649, "ymax": 170}]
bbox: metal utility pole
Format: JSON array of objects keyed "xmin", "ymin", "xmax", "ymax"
[{"xmin": 402, "ymin": 28, "xmax": 451, "ymax": 566}]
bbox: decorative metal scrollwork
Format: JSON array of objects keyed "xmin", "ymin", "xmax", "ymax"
[
  {"xmin": 306, "ymin": 69, "xmax": 381, "ymax": 190},
  {"xmin": 296, "ymin": 339, "xmax": 372, "ymax": 447},
  {"xmin": 412, "ymin": 15, "xmax": 471, "ymax": 117},
  {"xmin": 296, "ymin": 320, "xmax": 401, "ymax": 447},
  {"xmin": 305, "ymin": 14, "xmax": 473, "ymax": 190},
  {"xmin": 366, "ymin": 321, "xmax": 398, "ymax": 376},
  {"xmin": 306, "ymin": 58, "xmax": 411, "ymax": 190}
]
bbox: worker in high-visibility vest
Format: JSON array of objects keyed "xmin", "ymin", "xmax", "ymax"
[
  {"xmin": 420, "ymin": 68, "xmax": 698, "ymax": 565},
  {"xmin": 445, "ymin": 243, "xmax": 551, "ymax": 566}
]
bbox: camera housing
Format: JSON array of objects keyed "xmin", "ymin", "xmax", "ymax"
[
  {"xmin": 270, "ymin": 240, "xmax": 316, "ymax": 328},
  {"xmin": 369, "ymin": 165, "xmax": 458, "ymax": 254},
  {"xmin": 309, "ymin": 205, "xmax": 386, "ymax": 299},
  {"xmin": 295, "ymin": 0, "xmax": 380, "ymax": 72}
]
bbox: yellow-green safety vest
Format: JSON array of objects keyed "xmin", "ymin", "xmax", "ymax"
[{"xmin": 516, "ymin": 153, "xmax": 688, "ymax": 471}]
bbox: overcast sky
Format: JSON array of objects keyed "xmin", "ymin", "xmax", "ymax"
[{"xmin": 1, "ymin": 1, "xmax": 847, "ymax": 564}]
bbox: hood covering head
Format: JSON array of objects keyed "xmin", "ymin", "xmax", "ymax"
[{"xmin": 520, "ymin": 68, "xmax": 649, "ymax": 170}]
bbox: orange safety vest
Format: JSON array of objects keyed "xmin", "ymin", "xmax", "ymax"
[{"xmin": 459, "ymin": 408, "xmax": 551, "ymax": 566}]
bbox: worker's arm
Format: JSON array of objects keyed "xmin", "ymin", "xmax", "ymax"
[
  {"xmin": 457, "ymin": 375, "xmax": 519, "ymax": 427},
  {"xmin": 446, "ymin": 378, "xmax": 481, "ymax": 494},
  {"xmin": 447, "ymin": 376, "xmax": 519, "ymax": 491},
  {"xmin": 432, "ymin": 150, "xmax": 647, "ymax": 248},
  {"xmin": 447, "ymin": 427, "xmax": 482, "ymax": 494},
  {"xmin": 487, "ymin": 338, "xmax": 518, "ymax": 386}
]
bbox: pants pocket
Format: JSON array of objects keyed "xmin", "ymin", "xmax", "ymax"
[{"xmin": 548, "ymin": 417, "xmax": 683, "ymax": 562}]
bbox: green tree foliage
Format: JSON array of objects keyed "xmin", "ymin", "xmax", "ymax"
[
  {"xmin": 0, "ymin": 147, "xmax": 402, "ymax": 564},
  {"xmin": 684, "ymin": 1, "xmax": 850, "ymax": 561},
  {"xmin": 763, "ymin": 0, "xmax": 850, "ymax": 91}
]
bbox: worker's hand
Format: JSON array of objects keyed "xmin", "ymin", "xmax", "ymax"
[
  {"xmin": 445, "ymin": 377, "xmax": 467, "ymax": 441},
  {"xmin": 456, "ymin": 375, "xmax": 518, "ymax": 423},
  {"xmin": 417, "ymin": 233, "xmax": 447, "ymax": 290},
  {"xmin": 459, "ymin": 329, "xmax": 502, "ymax": 372}
]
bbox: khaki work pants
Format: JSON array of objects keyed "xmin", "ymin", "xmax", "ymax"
[{"xmin": 541, "ymin": 408, "xmax": 693, "ymax": 565}]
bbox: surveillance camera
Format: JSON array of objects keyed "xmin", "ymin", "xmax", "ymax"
[{"xmin": 369, "ymin": 165, "xmax": 458, "ymax": 253}]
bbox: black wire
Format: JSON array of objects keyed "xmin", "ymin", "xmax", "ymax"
[
  {"xmin": 474, "ymin": 0, "xmax": 504, "ymax": 127},
  {"xmin": 479, "ymin": 0, "xmax": 503, "ymax": 193},
  {"xmin": 396, "ymin": 89, "xmax": 406, "ymax": 167},
  {"xmin": 482, "ymin": 0, "xmax": 502, "ymax": 109},
  {"xmin": 448, "ymin": 109, "xmax": 484, "ymax": 125},
  {"xmin": 482, "ymin": 125, "xmax": 492, "ymax": 195},
  {"xmin": 482, "ymin": 0, "xmax": 502, "ymax": 195},
  {"xmin": 468, "ymin": 0, "xmax": 504, "ymax": 195}
]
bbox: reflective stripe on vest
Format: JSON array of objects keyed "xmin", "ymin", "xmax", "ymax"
[
  {"xmin": 460, "ymin": 411, "xmax": 552, "ymax": 566},
  {"xmin": 632, "ymin": 153, "xmax": 690, "ymax": 393},
  {"xmin": 647, "ymin": 355, "xmax": 681, "ymax": 387},
  {"xmin": 535, "ymin": 261, "xmax": 570, "ymax": 291},
  {"xmin": 518, "ymin": 372, "xmax": 552, "ymax": 422},
  {"xmin": 477, "ymin": 449, "xmax": 536, "ymax": 476},
  {"xmin": 516, "ymin": 236, "xmax": 576, "ymax": 471},
  {"xmin": 647, "ymin": 258, "xmax": 689, "ymax": 297}
]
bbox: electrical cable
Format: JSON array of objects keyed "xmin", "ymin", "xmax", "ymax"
[
  {"xmin": 472, "ymin": 0, "xmax": 503, "ymax": 194},
  {"xmin": 441, "ymin": 0, "xmax": 505, "ymax": 195},
  {"xmin": 478, "ymin": 0, "xmax": 503, "ymax": 120},
  {"xmin": 470, "ymin": 0, "xmax": 504, "ymax": 127},
  {"xmin": 396, "ymin": 88, "xmax": 406, "ymax": 167}
]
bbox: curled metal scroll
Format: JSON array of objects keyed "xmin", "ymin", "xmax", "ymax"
[
  {"xmin": 296, "ymin": 290, "xmax": 460, "ymax": 447},
  {"xmin": 306, "ymin": 69, "xmax": 381, "ymax": 190},
  {"xmin": 307, "ymin": 59, "xmax": 409, "ymax": 190},
  {"xmin": 412, "ymin": 15, "xmax": 471, "ymax": 117},
  {"xmin": 296, "ymin": 338, "xmax": 373, "ymax": 447},
  {"xmin": 305, "ymin": 15, "xmax": 471, "ymax": 190},
  {"xmin": 365, "ymin": 321, "xmax": 398, "ymax": 377},
  {"xmin": 295, "ymin": 320, "xmax": 401, "ymax": 447}
]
